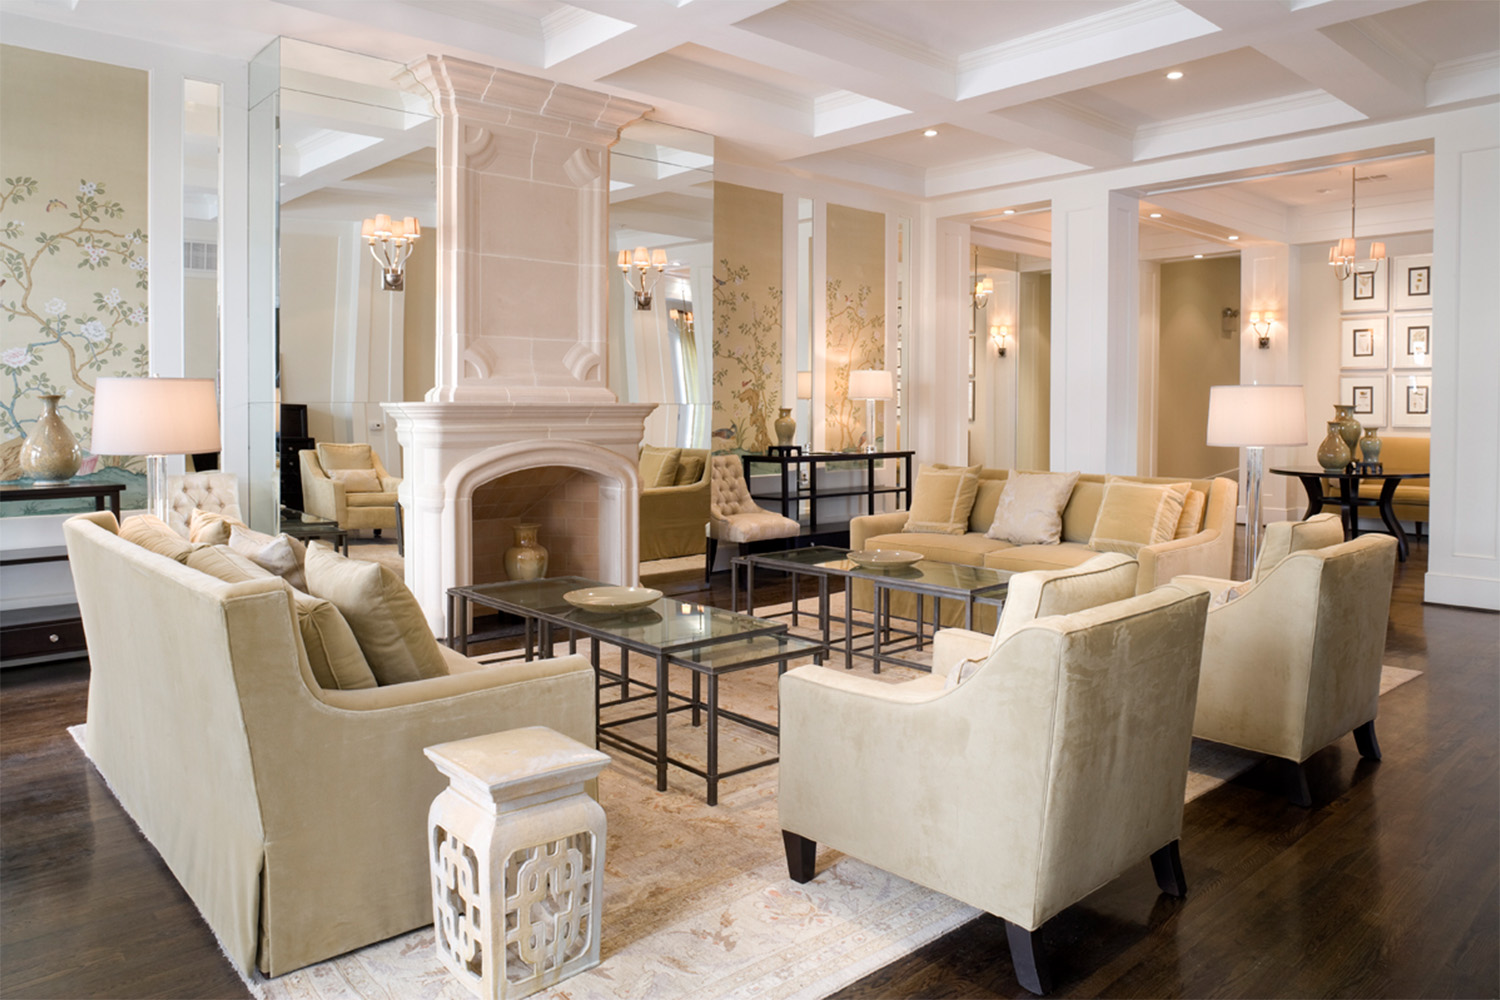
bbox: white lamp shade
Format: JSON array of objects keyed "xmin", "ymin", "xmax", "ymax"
[
  {"xmin": 848, "ymin": 369, "xmax": 894, "ymax": 401},
  {"xmin": 91, "ymin": 377, "xmax": 221, "ymax": 455},
  {"xmin": 1206, "ymin": 384, "xmax": 1307, "ymax": 448},
  {"xmin": 796, "ymin": 371, "xmax": 813, "ymax": 399}
]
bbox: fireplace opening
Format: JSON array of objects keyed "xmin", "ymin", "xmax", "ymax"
[{"xmin": 471, "ymin": 466, "xmax": 603, "ymax": 586}]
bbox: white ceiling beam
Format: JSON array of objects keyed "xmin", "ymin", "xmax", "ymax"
[
  {"xmin": 547, "ymin": 0, "xmax": 783, "ymax": 79},
  {"xmin": 278, "ymin": 129, "xmax": 433, "ymax": 205},
  {"xmin": 1255, "ymin": 25, "xmax": 1427, "ymax": 120},
  {"xmin": 970, "ymin": 102, "xmax": 1133, "ymax": 169}
]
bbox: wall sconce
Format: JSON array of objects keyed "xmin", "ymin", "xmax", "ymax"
[
  {"xmin": 989, "ymin": 323, "xmax": 1010, "ymax": 357},
  {"xmin": 971, "ymin": 245, "xmax": 992, "ymax": 309},
  {"xmin": 1249, "ymin": 311, "xmax": 1274, "ymax": 349},
  {"xmin": 1220, "ymin": 307, "xmax": 1239, "ymax": 337},
  {"xmin": 619, "ymin": 246, "xmax": 667, "ymax": 309},
  {"xmin": 360, "ymin": 214, "xmax": 420, "ymax": 291},
  {"xmin": 668, "ymin": 307, "xmax": 694, "ymax": 337}
]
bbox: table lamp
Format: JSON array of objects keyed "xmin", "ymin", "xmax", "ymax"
[
  {"xmin": 848, "ymin": 369, "xmax": 894, "ymax": 454},
  {"xmin": 1207, "ymin": 383, "xmax": 1307, "ymax": 576},
  {"xmin": 91, "ymin": 377, "xmax": 221, "ymax": 524}
]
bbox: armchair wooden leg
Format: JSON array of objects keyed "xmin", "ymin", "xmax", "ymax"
[
  {"xmin": 1353, "ymin": 720, "xmax": 1381, "ymax": 761},
  {"xmin": 1150, "ymin": 839, "xmax": 1187, "ymax": 897},
  {"xmin": 782, "ymin": 830, "xmax": 816, "ymax": 883},
  {"xmin": 1004, "ymin": 921, "xmax": 1053, "ymax": 995},
  {"xmin": 705, "ymin": 537, "xmax": 719, "ymax": 582},
  {"xmin": 1282, "ymin": 758, "xmax": 1313, "ymax": 808}
]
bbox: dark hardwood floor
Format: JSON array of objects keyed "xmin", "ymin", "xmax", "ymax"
[{"xmin": 2, "ymin": 539, "xmax": 1496, "ymax": 999}]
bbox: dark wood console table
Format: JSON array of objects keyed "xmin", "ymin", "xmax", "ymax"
[
  {"xmin": 741, "ymin": 450, "xmax": 915, "ymax": 532},
  {"xmin": 1269, "ymin": 467, "xmax": 1430, "ymax": 562}
]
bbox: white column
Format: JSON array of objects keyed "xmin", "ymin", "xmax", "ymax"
[
  {"xmin": 1050, "ymin": 190, "xmax": 1139, "ymax": 474},
  {"xmin": 1426, "ymin": 130, "xmax": 1500, "ymax": 610},
  {"xmin": 1240, "ymin": 243, "xmax": 1298, "ymax": 522}
]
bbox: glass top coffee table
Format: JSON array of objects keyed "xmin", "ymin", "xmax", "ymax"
[
  {"xmin": 446, "ymin": 577, "xmax": 824, "ymax": 804},
  {"xmin": 279, "ymin": 506, "xmax": 349, "ymax": 555},
  {"xmin": 733, "ymin": 546, "xmax": 1011, "ymax": 673}
]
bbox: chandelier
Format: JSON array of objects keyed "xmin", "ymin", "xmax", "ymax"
[
  {"xmin": 360, "ymin": 214, "xmax": 420, "ymax": 292},
  {"xmin": 1328, "ymin": 169, "xmax": 1385, "ymax": 282},
  {"xmin": 618, "ymin": 246, "xmax": 668, "ymax": 309}
]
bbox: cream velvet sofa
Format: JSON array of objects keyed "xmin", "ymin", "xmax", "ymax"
[
  {"xmin": 850, "ymin": 470, "xmax": 1236, "ymax": 627},
  {"xmin": 779, "ymin": 582, "xmax": 1210, "ymax": 994},
  {"xmin": 64, "ymin": 511, "xmax": 595, "ymax": 977}
]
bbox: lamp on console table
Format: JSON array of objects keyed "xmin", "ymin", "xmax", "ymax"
[
  {"xmin": 91, "ymin": 377, "xmax": 221, "ymax": 524},
  {"xmin": 1207, "ymin": 383, "xmax": 1307, "ymax": 577},
  {"xmin": 848, "ymin": 369, "xmax": 894, "ymax": 455}
]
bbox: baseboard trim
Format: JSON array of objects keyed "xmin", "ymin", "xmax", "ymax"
[{"xmin": 1423, "ymin": 572, "xmax": 1500, "ymax": 611}]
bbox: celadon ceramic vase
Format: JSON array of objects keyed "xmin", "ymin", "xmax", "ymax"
[
  {"xmin": 1332, "ymin": 404, "xmax": 1362, "ymax": 458},
  {"xmin": 19, "ymin": 394, "xmax": 81, "ymax": 484},
  {"xmin": 1318, "ymin": 420, "xmax": 1352, "ymax": 473},
  {"xmin": 1359, "ymin": 426, "xmax": 1383, "ymax": 464},
  {"xmin": 774, "ymin": 407, "xmax": 796, "ymax": 447},
  {"xmin": 504, "ymin": 523, "xmax": 549, "ymax": 581}
]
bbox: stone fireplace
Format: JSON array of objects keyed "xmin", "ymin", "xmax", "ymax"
[{"xmin": 383, "ymin": 58, "xmax": 655, "ymax": 634}]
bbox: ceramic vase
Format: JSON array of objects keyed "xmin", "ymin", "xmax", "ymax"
[
  {"xmin": 774, "ymin": 407, "xmax": 796, "ymax": 447},
  {"xmin": 1317, "ymin": 420, "xmax": 1352, "ymax": 473},
  {"xmin": 504, "ymin": 523, "xmax": 549, "ymax": 581},
  {"xmin": 1359, "ymin": 426, "xmax": 1383, "ymax": 464},
  {"xmin": 19, "ymin": 394, "xmax": 81, "ymax": 484},
  {"xmin": 1332, "ymin": 404, "xmax": 1362, "ymax": 458}
]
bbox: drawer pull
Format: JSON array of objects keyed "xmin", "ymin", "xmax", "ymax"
[{"xmin": 49, "ymin": 634, "xmax": 60, "ymax": 643}]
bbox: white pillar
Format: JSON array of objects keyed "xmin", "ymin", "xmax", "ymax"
[{"xmin": 1240, "ymin": 243, "xmax": 1299, "ymax": 522}]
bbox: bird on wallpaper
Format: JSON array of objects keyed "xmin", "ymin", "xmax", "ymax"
[
  {"xmin": 711, "ymin": 426, "xmax": 737, "ymax": 441},
  {"xmin": 45, "ymin": 199, "xmax": 67, "ymax": 212}
]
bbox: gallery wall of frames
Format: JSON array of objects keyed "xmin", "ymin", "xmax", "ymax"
[{"xmin": 1337, "ymin": 253, "xmax": 1433, "ymax": 431}]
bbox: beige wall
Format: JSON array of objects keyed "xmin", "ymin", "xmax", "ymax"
[
  {"xmin": 826, "ymin": 203, "xmax": 886, "ymax": 452},
  {"xmin": 402, "ymin": 235, "xmax": 435, "ymax": 401},
  {"xmin": 1017, "ymin": 271, "xmax": 1051, "ymax": 470},
  {"xmin": 1157, "ymin": 257, "xmax": 1241, "ymax": 478}
]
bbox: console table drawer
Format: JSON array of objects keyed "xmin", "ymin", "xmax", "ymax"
[{"xmin": 2, "ymin": 612, "xmax": 86, "ymax": 660}]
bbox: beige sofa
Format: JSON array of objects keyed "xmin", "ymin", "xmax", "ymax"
[
  {"xmin": 638, "ymin": 446, "xmax": 711, "ymax": 562},
  {"xmin": 64, "ymin": 511, "xmax": 595, "ymax": 977},
  {"xmin": 299, "ymin": 442, "xmax": 400, "ymax": 533},
  {"xmin": 850, "ymin": 470, "xmax": 1236, "ymax": 626}
]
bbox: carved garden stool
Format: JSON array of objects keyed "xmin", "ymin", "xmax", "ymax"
[{"xmin": 425, "ymin": 726, "xmax": 610, "ymax": 1000}]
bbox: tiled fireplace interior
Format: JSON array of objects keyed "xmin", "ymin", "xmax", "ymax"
[{"xmin": 471, "ymin": 467, "xmax": 601, "ymax": 584}]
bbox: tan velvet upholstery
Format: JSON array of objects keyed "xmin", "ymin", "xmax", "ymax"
[
  {"xmin": 1253, "ymin": 513, "xmax": 1345, "ymax": 581},
  {"xmin": 639, "ymin": 446, "xmax": 711, "ymax": 561},
  {"xmin": 779, "ymin": 584, "xmax": 1209, "ymax": 933},
  {"xmin": 63, "ymin": 511, "xmax": 595, "ymax": 977},
  {"xmin": 300, "ymin": 443, "xmax": 400, "ymax": 532},
  {"xmin": 1178, "ymin": 533, "xmax": 1397, "ymax": 764},
  {"xmin": 707, "ymin": 455, "xmax": 800, "ymax": 544},
  {"xmin": 165, "ymin": 472, "xmax": 241, "ymax": 538}
]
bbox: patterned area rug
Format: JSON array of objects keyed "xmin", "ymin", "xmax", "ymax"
[{"xmin": 68, "ymin": 588, "xmax": 1423, "ymax": 1000}]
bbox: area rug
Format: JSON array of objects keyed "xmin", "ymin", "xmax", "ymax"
[{"xmin": 66, "ymin": 593, "xmax": 1423, "ymax": 1000}]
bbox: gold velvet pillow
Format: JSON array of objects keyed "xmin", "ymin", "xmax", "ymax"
[
  {"xmin": 119, "ymin": 514, "xmax": 197, "ymax": 562},
  {"xmin": 985, "ymin": 471, "xmax": 1081, "ymax": 545},
  {"xmin": 329, "ymin": 467, "xmax": 382, "ymax": 493},
  {"xmin": 1174, "ymin": 489, "xmax": 1207, "ymax": 540},
  {"xmin": 639, "ymin": 445, "xmax": 682, "ymax": 488},
  {"xmin": 674, "ymin": 454, "xmax": 706, "ymax": 486},
  {"xmin": 902, "ymin": 464, "xmax": 981, "ymax": 536},
  {"xmin": 304, "ymin": 541, "xmax": 448, "ymax": 685},
  {"xmin": 1088, "ymin": 478, "xmax": 1190, "ymax": 556},
  {"xmin": 188, "ymin": 508, "xmax": 240, "ymax": 545}
]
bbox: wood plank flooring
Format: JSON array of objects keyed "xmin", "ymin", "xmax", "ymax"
[{"xmin": 1, "ymin": 540, "xmax": 1496, "ymax": 999}]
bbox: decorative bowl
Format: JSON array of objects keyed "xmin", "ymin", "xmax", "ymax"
[
  {"xmin": 563, "ymin": 586, "xmax": 663, "ymax": 613},
  {"xmin": 845, "ymin": 549, "xmax": 924, "ymax": 570}
]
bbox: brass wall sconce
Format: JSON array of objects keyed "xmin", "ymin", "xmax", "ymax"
[
  {"xmin": 619, "ymin": 246, "xmax": 667, "ymax": 309},
  {"xmin": 1249, "ymin": 311, "xmax": 1274, "ymax": 349},
  {"xmin": 360, "ymin": 214, "xmax": 420, "ymax": 291},
  {"xmin": 989, "ymin": 323, "xmax": 1010, "ymax": 357}
]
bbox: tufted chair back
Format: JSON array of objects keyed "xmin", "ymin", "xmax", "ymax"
[
  {"xmin": 709, "ymin": 455, "xmax": 761, "ymax": 519},
  {"xmin": 165, "ymin": 473, "xmax": 241, "ymax": 538}
]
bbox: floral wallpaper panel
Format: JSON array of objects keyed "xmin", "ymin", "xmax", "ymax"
[
  {"xmin": 711, "ymin": 182, "xmax": 783, "ymax": 455},
  {"xmin": 826, "ymin": 204, "xmax": 885, "ymax": 452}
]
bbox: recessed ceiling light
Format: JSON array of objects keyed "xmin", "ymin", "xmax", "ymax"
[
  {"xmin": 1149, "ymin": 212, "xmax": 1162, "ymax": 218},
  {"xmin": 922, "ymin": 128, "xmax": 938, "ymax": 137},
  {"xmin": 1227, "ymin": 235, "xmax": 1239, "ymax": 241},
  {"xmin": 1003, "ymin": 209, "xmax": 1016, "ymax": 215},
  {"xmin": 1166, "ymin": 70, "xmax": 1184, "ymax": 80},
  {"xmin": 1194, "ymin": 254, "xmax": 1204, "ymax": 259}
]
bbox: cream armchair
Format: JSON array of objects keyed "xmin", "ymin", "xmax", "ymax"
[
  {"xmin": 300, "ymin": 442, "xmax": 400, "ymax": 533},
  {"xmin": 779, "ymin": 584, "xmax": 1210, "ymax": 994},
  {"xmin": 1177, "ymin": 527, "xmax": 1397, "ymax": 806}
]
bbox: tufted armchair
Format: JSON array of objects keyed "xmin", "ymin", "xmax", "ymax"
[
  {"xmin": 165, "ymin": 472, "xmax": 241, "ymax": 539},
  {"xmin": 299, "ymin": 443, "xmax": 400, "ymax": 534},
  {"xmin": 704, "ymin": 455, "xmax": 800, "ymax": 580},
  {"xmin": 779, "ymin": 583, "xmax": 1210, "ymax": 994}
]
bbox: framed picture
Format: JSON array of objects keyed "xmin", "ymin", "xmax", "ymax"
[
  {"xmin": 1391, "ymin": 373, "xmax": 1432, "ymax": 429},
  {"xmin": 967, "ymin": 380, "xmax": 976, "ymax": 422},
  {"xmin": 1339, "ymin": 375, "xmax": 1387, "ymax": 427},
  {"xmin": 1392, "ymin": 254, "xmax": 1433, "ymax": 311},
  {"xmin": 1392, "ymin": 313, "xmax": 1433, "ymax": 368},
  {"xmin": 1340, "ymin": 259, "xmax": 1387, "ymax": 312},
  {"xmin": 1339, "ymin": 316, "xmax": 1387, "ymax": 368}
]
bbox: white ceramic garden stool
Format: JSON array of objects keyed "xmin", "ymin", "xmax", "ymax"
[{"xmin": 425, "ymin": 726, "xmax": 610, "ymax": 1000}]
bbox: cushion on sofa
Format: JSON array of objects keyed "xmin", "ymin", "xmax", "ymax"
[
  {"xmin": 328, "ymin": 468, "xmax": 382, "ymax": 493},
  {"xmin": 186, "ymin": 544, "xmax": 378, "ymax": 691},
  {"xmin": 864, "ymin": 530, "xmax": 1009, "ymax": 565},
  {"xmin": 980, "ymin": 542, "xmax": 1098, "ymax": 574},
  {"xmin": 967, "ymin": 476, "xmax": 1008, "ymax": 532},
  {"xmin": 1089, "ymin": 477, "xmax": 1189, "ymax": 556},
  {"xmin": 120, "ymin": 514, "xmax": 197, "ymax": 562},
  {"xmin": 640, "ymin": 445, "xmax": 681, "ymax": 488},
  {"xmin": 674, "ymin": 454, "xmax": 706, "ymax": 486},
  {"xmin": 189, "ymin": 508, "xmax": 239, "ymax": 545},
  {"xmin": 1175, "ymin": 488, "xmax": 1206, "ymax": 539},
  {"xmin": 985, "ymin": 470, "xmax": 1080, "ymax": 545},
  {"xmin": 304, "ymin": 541, "xmax": 448, "ymax": 685},
  {"xmin": 902, "ymin": 464, "xmax": 981, "ymax": 535},
  {"xmin": 229, "ymin": 523, "xmax": 309, "ymax": 591}
]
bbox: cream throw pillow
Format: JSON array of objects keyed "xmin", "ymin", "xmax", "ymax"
[
  {"xmin": 188, "ymin": 508, "xmax": 238, "ymax": 545},
  {"xmin": 985, "ymin": 471, "xmax": 1080, "ymax": 545},
  {"xmin": 120, "ymin": 514, "xmax": 196, "ymax": 562},
  {"xmin": 329, "ymin": 467, "xmax": 382, "ymax": 493},
  {"xmin": 1174, "ymin": 489, "xmax": 1206, "ymax": 539},
  {"xmin": 902, "ymin": 464, "xmax": 981, "ymax": 535},
  {"xmin": 229, "ymin": 523, "xmax": 309, "ymax": 592},
  {"xmin": 639, "ymin": 445, "xmax": 682, "ymax": 488},
  {"xmin": 304, "ymin": 541, "xmax": 448, "ymax": 685},
  {"xmin": 1089, "ymin": 478, "xmax": 1190, "ymax": 556}
]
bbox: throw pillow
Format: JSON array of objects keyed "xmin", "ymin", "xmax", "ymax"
[
  {"xmin": 639, "ymin": 445, "xmax": 681, "ymax": 488},
  {"xmin": 944, "ymin": 656, "xmax": 986, "ymax": 690},
  {"xmin": 1174, "ymin": 489, "xmax": 1207, "ymax": 540},
  {"xmin": 188, "ymin": 508, "xmax": 240, "ymax": 545},
  {"xmin": 119, "ymin": 514, "xmax": 197, "ymax": 563},
  {"xmin": 328, "ymin": 468, "xmax": 382, "ymax": 493},
  {"xmin": 304, "ymin": 541, "xmax": 448, "ymax": 685},
  {"xmin": 1088, "ymin": 478, "xmax": 1190, "ymax": 556},
  {"xmin": 674, "ymin": 454, "xmax": 705, "ymax": 486},
  {"xmin": 902, "ymin": 464, "xmax": 981, "ymax": 536},
  {"xmin": 229, "ymin": 523, "xmax": 309, "ymax": 592},
  {"xmin": 985, "ymin": 470, "xmax": 1081, "ymax": 545}
]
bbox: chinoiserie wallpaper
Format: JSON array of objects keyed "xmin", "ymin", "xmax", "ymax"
[
  {"xmin": 0, "ymin": 45, "xmax": 149, "ymax": 504},
  {"xmin": 825, "ymin": 203, "xmax": 885, "ymax": 452},
  {"xmin": 711, "ymin": 181, "xmax": 783, "ymax": 454}
]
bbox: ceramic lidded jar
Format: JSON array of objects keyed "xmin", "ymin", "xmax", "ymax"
[
  {"xmin": 774, "ymin": 407, "xmax": 796, "ymax": 447},
  {"xmin": 504, "ymin": 523, "xmax": 549, "ymax": 581},
  {"xmin": 1317, "ymin": 420, "xmax": 1352, "ymax": 473},
  {"xmin": 19, "ymin": 394, "xmax": 82, "ymax": 484}
]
